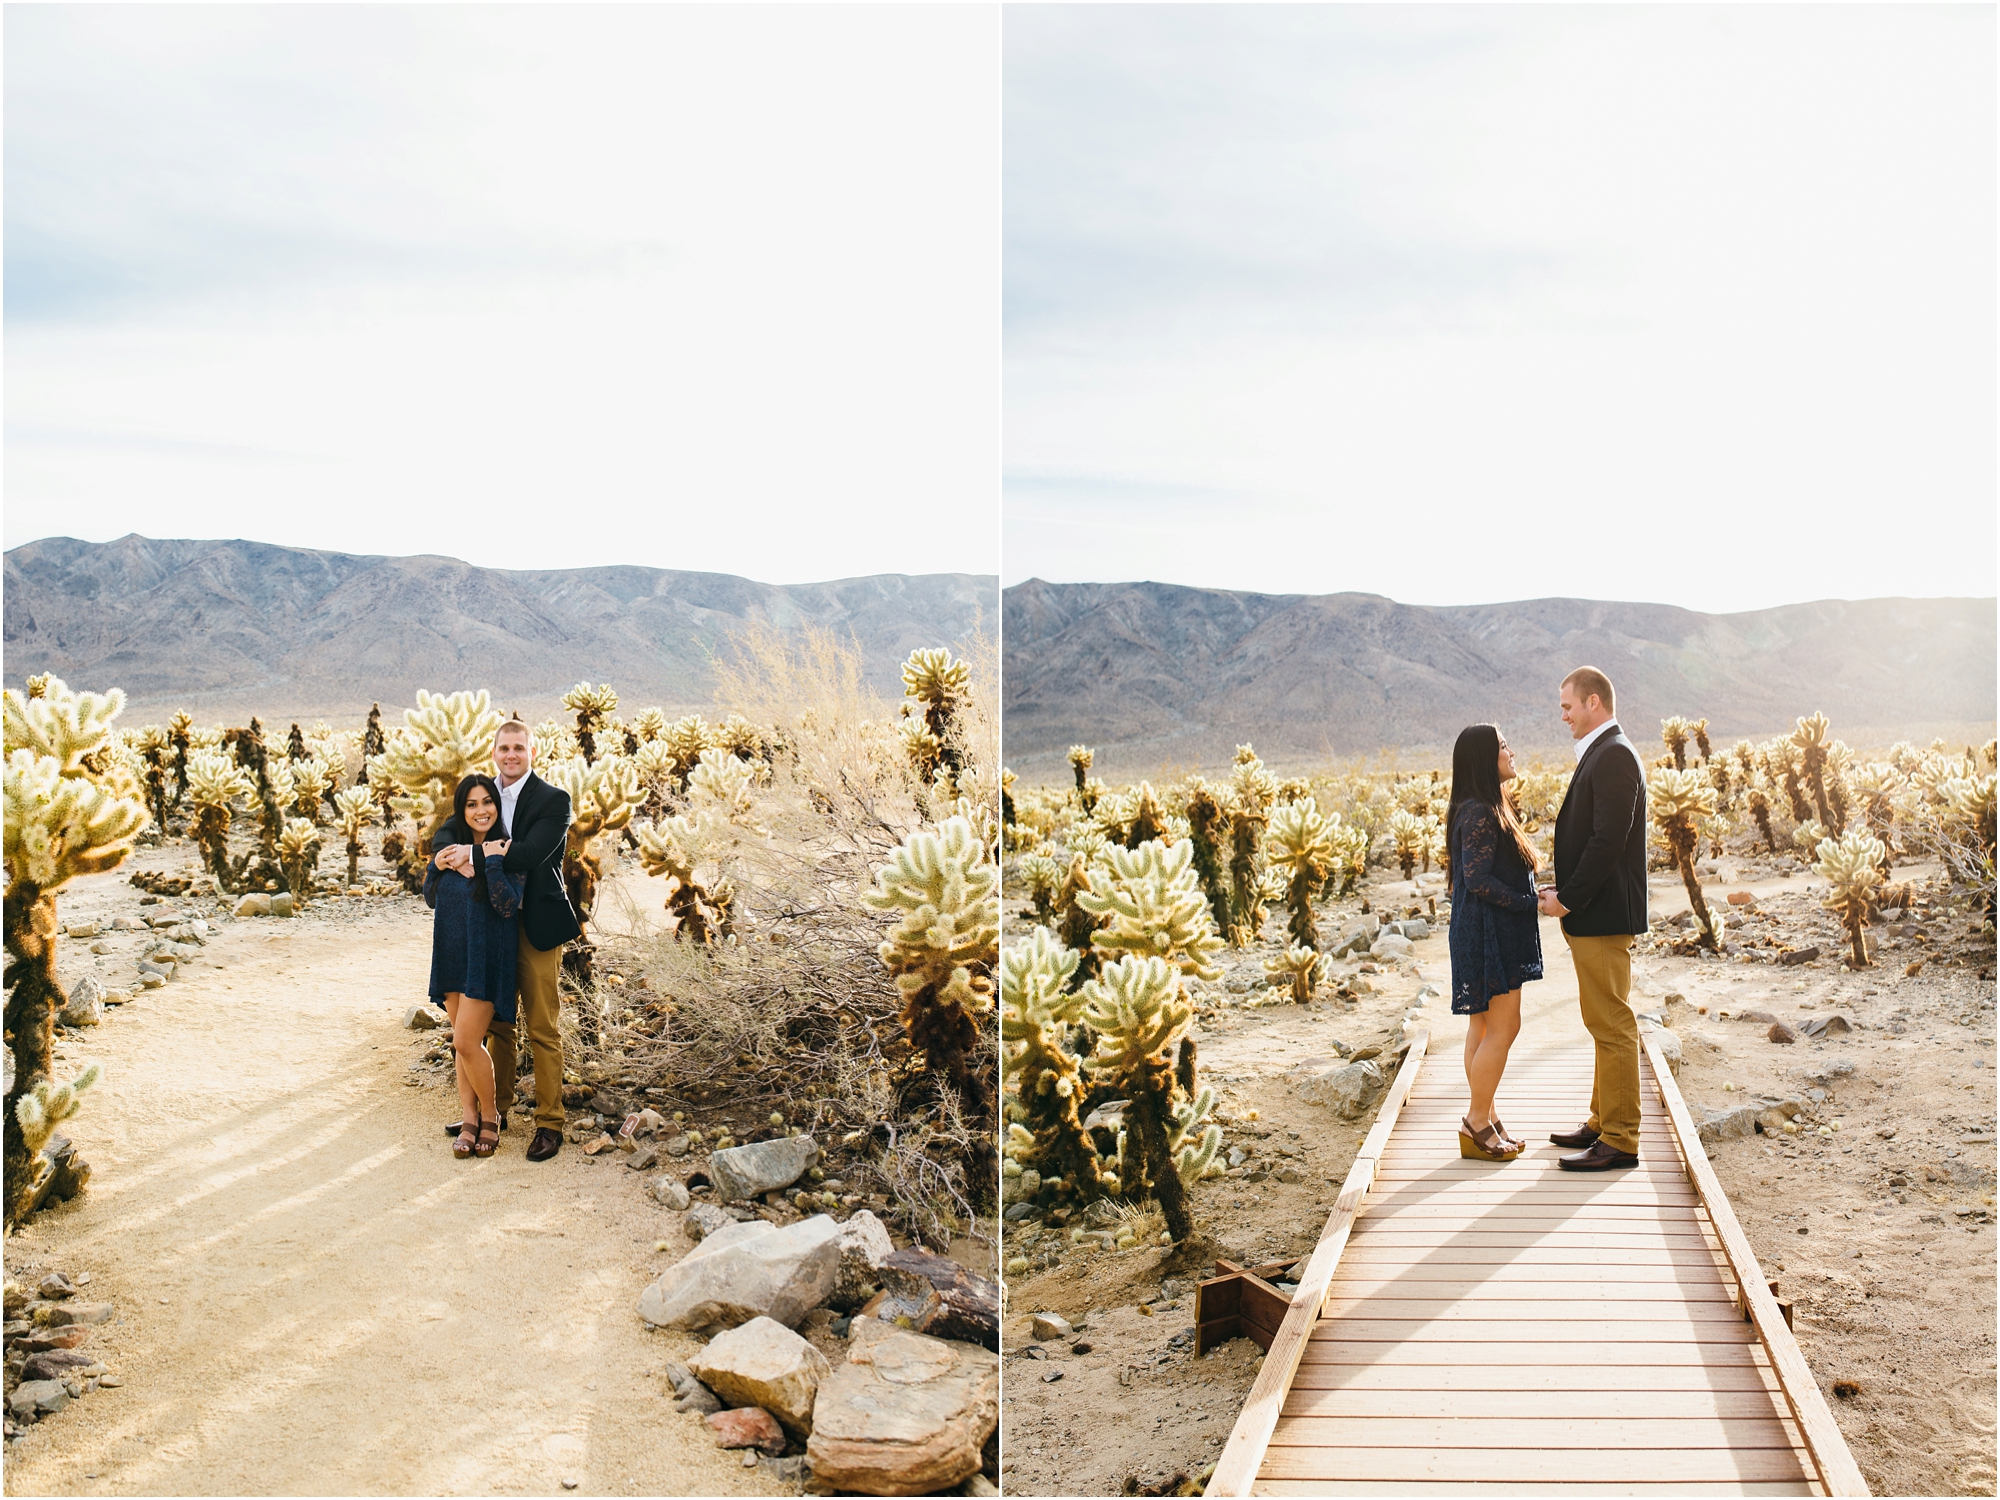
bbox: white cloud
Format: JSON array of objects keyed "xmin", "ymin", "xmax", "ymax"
[
  {"xmin": 1004, "ymin": 6, "xmax": 1995, "ymax": 611},
  {"xmin": 7, "ymin": 6, "xmax": 999, "ymax": 583}
]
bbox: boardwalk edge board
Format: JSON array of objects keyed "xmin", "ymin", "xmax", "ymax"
[
  {"xmin": 1640, "ymin": 1030, "xmax": 1872, "ymax": 1498},
  {"xmin": 1206, "ymin": 1029, "xmax": 1431, "ymax": 1497}
]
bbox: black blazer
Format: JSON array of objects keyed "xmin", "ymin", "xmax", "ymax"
[
  {"xmin": 433, "ymin": 772, "xmax": 581, "ymax": 953},
  {"xmin": 1552, "ymin": 724, "xmax": 1649, "ymax": 937}
]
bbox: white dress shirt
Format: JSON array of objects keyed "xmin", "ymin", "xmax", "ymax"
[
  {"xmin": 496, "ymin": 768, "xmax": 529, "ymax": 835},
  {"xmin": 1573, "ymin": 719, "xmax": 1618, "ymax": 763}
]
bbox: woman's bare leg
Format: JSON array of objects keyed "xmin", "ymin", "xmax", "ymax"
[
  {"xmin": 1463, "ymin": 1011, "xmax": 1488, "ymax": 1116},
  {"xmin": 443, "ymin": 995, "xmax": 478, "ymax": 1128},
  {"xmin": 452, "ymin": 997, "xmax": 498, "ymax": 1125},
  {"xmin": 1466, "ymin": 989, "xmax": 1523, "ymax": 1130}
]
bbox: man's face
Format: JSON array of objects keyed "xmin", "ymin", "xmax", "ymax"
[
  {"xmin": 494, "ymin": 730, "xmax": 532, "ymax": 784},
  {"xmin": 1559, "ymin": 684, "xmax": 1603, "ymax": 740}
]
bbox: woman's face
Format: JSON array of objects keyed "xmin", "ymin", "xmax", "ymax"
[
  {"xmin": 465, "ymin": 786, "xmax": 497, "ymax": 834},
  {"xmin": 1496, "ymin": 735, "xmax": 1517, "ymax": 784}
]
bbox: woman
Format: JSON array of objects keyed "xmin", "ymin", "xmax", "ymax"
[
  {"xmin": 426, "ymin": 775, "xmax": 523, "ymax": 1159},
  {"xmin": 1446, "ymin": 724, "xmax": 1543, "ymax": 1161}
]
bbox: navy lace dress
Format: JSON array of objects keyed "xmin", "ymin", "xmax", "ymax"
[
  {"xmin": 424, "ymin": 846, "xmax": 524, "ymax": 1022},
  {"xmin": 1447, "ymin": 800, "xmax": 1544, "ymax": 1015}
]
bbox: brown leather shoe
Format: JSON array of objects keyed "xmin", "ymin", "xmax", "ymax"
[
  {"xmin": 1549, "ymin": 1123, "xmax": 1601, "ymax": 1149},
  {"xmin": 526, "ymin": 1127, "xmax": 562, "ymax": 1163},
  {"xmin": 1558, "ymin": 1140, "xmax": 1638, "ymax": 1171}
]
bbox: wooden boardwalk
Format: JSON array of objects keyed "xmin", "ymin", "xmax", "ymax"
[{"xmin": 1208, "ymin": 1030, "xmax": 1869, "ymax": 1497}]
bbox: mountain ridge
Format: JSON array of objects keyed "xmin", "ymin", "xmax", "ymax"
[{"xmin": 4, "ymin": 535, "xmax": 995, "ymax": 723}]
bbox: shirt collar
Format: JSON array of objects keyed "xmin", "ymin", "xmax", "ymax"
[{"xmin": 1573, "ymin": 719, "xmax": 1618, "ymax": 763}]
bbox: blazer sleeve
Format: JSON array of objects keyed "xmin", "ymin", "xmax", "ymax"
[
  {"xmin": 1558, "ymin": 743, "xmax": 1644, "ymax": 917},
  {"xmin": 422, "ymin": 854, "xmax": 445, "ymax": 910},
  {"xmin": 1456, "ymin": 803, "xmax": 1536, "ymax": 913},
  {"xmin": 502, "ymin": 782, "xmax": 572, "ymax": 878}
]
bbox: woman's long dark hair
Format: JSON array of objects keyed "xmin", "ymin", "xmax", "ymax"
[
  {"xmin": 446, "ymin": 774, "xmax": 509, "ymax": 902},
  {"xmin": 1446, "ymin": 725, "xmax": 1538, "ymax": 891}
]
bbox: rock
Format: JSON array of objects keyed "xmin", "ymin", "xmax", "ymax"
[
  {"xmin": 1080, "ymin": 1099, "xmax": 1127, "ymax": 1132},
  {"xmin": 66, "ymin": 921, "xmax": 99, "ymax": 939},
  {"xmin": 1756, "ymin": 1109, "xmax": 1794, "ymax": 1134},
  {"xmin": 962, "ymin": 1473, "xmax": 1000, "ymax": 1496},
  {"xmin": 1643, "ymin": 1025, "xmax": 1683, "ymax": 1072},
  {"xmin": 654, "ymin": 1177, "xmax": 692, "ymax": 1210},
  {"xmin": 21, "ymin": 1351, "xmax": 93, "ymax": 1382},
  {"xmin": 8, "ymin": 1380, "xmax": 70, "ymax": 1418},
  {"xmin": 404, "ymin": 1006, "xmax": 442, "ymax": 1031},
  {"xmin": 636, "ymin": 1213, "xmax": 843, "ymax": 1331},
  {"xmin": 1000, "ymin": 1203, "xmax": 1038, "ymax": 1223},
  {"xmin": 709, "ymin": 1135, "xmax": 820, "ymax": 1202},
  {"xmin": 36, "ymin": 1273, "xmax": 75, "ymax": 1301},
  {"xmin": 1372, "ymin": 933, "xmax": 1415, "ymax": 960},
  {"xmin": 1768, "ymin": 1022, "xmax": 1797, "ymax": 1044},
  {"xmin": 1777, "ymin": 947, "xmax": 1820, "ymax": 967},
  {"xmin": 58, "ymin": 978, "xmax": 104, "ymax": 1029},
  {"xmin": 1798, "ymin": 1013, "xmax": 1853, "ymax": 1038},
  {"xmin": 1389, "ymin": 918, "xmax": 1430, "ymax": 940},
  {"xmin": 706, "ymin": 1406, "xmax": 787, "ymax": 1454},
  {"xmin": 38, "ymin": 1300, "xmax": 113, "ymax": 1327},
  {"xmin": 1698, "ymin": 1105, "xmax": 1759, "ymax": 1146},
  {"xmin": 139, "ymin": 973, "xmax": 165, "ymax": 989},
  {"xmin": 1299, "ymin": 1060, "xmax": 1386, "ymax": 1121},
  {"xmin": 270, "ymin": 892, "xmax": 295, "ymax": 918},
  {"xmin": 582, "ymin": 1134, "xmax": 617, "ymax": 1155},
  {"xmin": 1030, "ymin": 1313, "xmax": 1072, "ymax": 1341},
  {"xmin": 136, "ymin": 959, "xmax": 175, "ymax": 983},
  {"xmin": 676, "ymin": 1382, "xmax": 724, "ymax": 1416},
  {"xmin": 830, "ymin": 1210, "xmax": 896, "ymax": 1312},
  {"xmin": 627, "ymin": 1145, "xmax": 660, "ymax": 1171},
  {"xmin": 806, "ymin": 1320, "xmax": 999, "ymax": 1497},
  {"xmin": 683, "ymin": 1202, "xmax": 737, "ymax": 1241},
  {"xmin": 877, "ymin": 1248, "xmax": 1000, "ymax": 1350},
  {"xmin": 691, "ymin": 1315, "xmax": 832, "ymax": 1437},
  {"xmin": 234, "ymin": 893, "xmax": 271, "ymax": 917},
  {"xmin": 1726, "ymin": 891, "xmax": 1756, "ymax": 905},
  {"xmin": 21, "ymin": 1323, "xmax": 89, "ymax": 1351},
  {"xmin": 665, "ymin": 1135, "xmax": 691, "ymax": 1158}
]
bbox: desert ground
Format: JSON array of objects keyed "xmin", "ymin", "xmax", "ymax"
[
  {"xmin": 4, "ymin": 839, "xmax": 993, "ymax": 1497},
  {"xmin": 998, "ymin": 858, "xmax": 1996, "ymax": 1499}
]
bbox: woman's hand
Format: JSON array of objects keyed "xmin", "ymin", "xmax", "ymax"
[{"xmin": 482, "ymin": 839, "xmax": 510, "ymax": 859}]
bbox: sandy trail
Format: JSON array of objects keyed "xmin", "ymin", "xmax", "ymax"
[{"xmin": 5, "ymin": 859, "xmax": 784, "ymax": 1498}]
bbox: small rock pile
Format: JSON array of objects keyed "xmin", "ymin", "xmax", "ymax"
[{"xmin": 3, "ymin": 1271, "xmax": 120, "ymax": 1446}]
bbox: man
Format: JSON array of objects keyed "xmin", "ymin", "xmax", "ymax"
[
  {"xmin": 435, "ymin": 720, "xmax": 580, "ymax": 1162},
  {"xmin": 1537, "ymin": 667, "xmax": 1649, "ymax": 1172}
]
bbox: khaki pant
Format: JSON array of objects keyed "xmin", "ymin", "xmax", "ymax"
[
  {"xmin": 487, "ymin": 931, "xmax": 565, "ymax": 1131},
  {"xmin": 1566, "ymin": 931, "xmax": 1641, "ymax": 1155}
]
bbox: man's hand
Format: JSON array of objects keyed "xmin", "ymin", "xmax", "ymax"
[
  {"xmin": 1537, "ymin": 887, "xmax": 1568, "ymax": 918},
  {"xmin": 434, "ymin": 844, "xmax": 472, "ymax": 874}
]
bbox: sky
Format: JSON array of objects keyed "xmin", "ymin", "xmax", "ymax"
[
  {"xmin": 1004, "ymin": 6, "xmax": 1997, "ymax": 614},
  {"xmin": 6, "ymin": 6, "xmax": 998, "ymax": 584}
]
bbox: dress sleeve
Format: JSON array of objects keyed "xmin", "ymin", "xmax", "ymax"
[
  {"xmin": 423, "ymin": 853, "xmax": 444, "ymax": 910},
  {"xmin": 1457, "ymin": 803, "xmax": 1536, "ymax": 913},
  {"xmin": 475, "ymin": 845, "xmax": 524, "ymax": 919}
]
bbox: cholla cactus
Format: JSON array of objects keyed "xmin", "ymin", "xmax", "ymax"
[
  {"xmin": 1067, "ymin": 746, "xmax": 1094, "ymax": 799},
  {"xmin": 864, "ymin": 815, "xmax": 999, "ymax": 1111},
  {"xmin": 1265, "ymin": 942, "xmax": 1322, "ymax": 1004},
  {"xmin": 1814, "ymin": 829, "xmax": 1887, "ymax": 967},
  {"xmin": 1019, "ymin": 850, "xmax": 1062, "ymax": 922},
  {"xmin": 561, "ymin": 681, "xmax": 619, "ymax": 764},
  {"xmin": 548, "ymin": 753, "xmax": 649, "ymax": 926},
  {"xmin": 1226, "ymin": 753, "xmax": 1277, "ymax": 945},
  {"xmin": 13, "ymin": 1063, "xmax": 101, "ymax": 1159},
  {"xmin": 634, "ymin": 820, "xmax": 736, "ymax": 944},
  {"xmin": 167, "ymin": 709, "xmax": 194, "ymax": 808},
  {"xmin": 1075, "ymin": 838, "xmax": 1225, "ymax": 979},
  {"xmin": 1650, "ymin": 768, "xmax": 1723, "ymax": 951},
  {"xmin": 1000, "ymin": 929, "xmax": 1109, "ymax": 1199},
  {"xmin": 3, "ymin": 678, "xmax": 146, "ymax": 1227},
  {"xmin": 898, "ymin": 716, "xmax": 945, "ymax": 783},
  {"xmin": 1789, "ymin": 712, "xmax": 1843, "ymax": 834},
  {"xmin": 714, "ymin": 712, "xmax": 764, "ymax": 762},
  {"xmin": 1266, "ymin": 798, "xmax": 1335, "ymax": 949},
  {"xmin": 663, "ymin": 715, "xmax": 710, "ymax": 789},
  {"xmin": 1329, "ymin": 821, "xmax": 1370, "ymax": 898},
  {"xmin": 1793, "ymin": 818, "xmax": 1828, "ymax": 858},
  {"xmin": 1389, "ymin": 809, "xmax": 1426, "ymax": 881},
  {"xmin": 1181, "ymin": 779, "xmax": 1234, "ymax": 935},
  {"xmin": 1076, "ymin": 955, "xmax": 1217, "ymax": 1242},
  {"xmin": 134, "ymin": 725, "xmax": 173, "ymax": 832},
  {"xmin": 290, "ymin": 757, "xmax": 337, "ymax": 823},
  {"xmin": 1123, "ymin": 782, "xmax": 1167, "ymax": 849},
  {"xmin": 332, "ymin": 785, "xmax": 375, "ymax": 886},
  {"xmin": 1746, "ymin": 788, "xmax": 1777, "ymax": 854},
  {"xmin": 1661, "ymin": 717, "xmax": 1693, "ymax": 771},
  {"xmin": 1849, "ymin": 762, "xmax": 1904, "ymax": 873},
  {"xmin": 185, "ymin": 749, "xmax": 256, "ymax": 888},
  {"xmin": 277, "ymin": 818, "xmax": 322, "ymax": 904},
  {"xmin": 531, "ymin": 718, "xmax": 576, "ymax": 768},
  {"xmin": 630, "ymin": 706, "xmax": 668, "ymax": 743},
  {"xmin": 379, "ymin": 690, "xmax": 502, "ymax": 857}
]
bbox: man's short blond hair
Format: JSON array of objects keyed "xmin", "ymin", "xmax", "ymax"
[
  {"xmin": 1562, "ymin": 666, "xmax": 1615, "ymax": 715},
  {"xmin": 495, "ymin": 718, "xmax": 532, "ymax": 743}
]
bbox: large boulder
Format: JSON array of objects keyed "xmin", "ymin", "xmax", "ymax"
[
  {"xmin": 709, "ymin": 1135, "xmax": 820, "ymax": 1201},
  {"xmin": 1298, "ymin": 1059, "xmax": 1386, "ymax": 1121},
  {"xmin": 805, "ymin": 1319, "xmax": 999, "ymax": 1496},
  {"xmin": 637, "ymin": 1214, "xmax": 843, "ymax": 1331},
  {"xmin": 690, "ymin": 1315, "xmax": 831, "ymax": 1437},
  {"xmin": 830, "ymin": 1210, "xmax": 896, "ymax": 1311}
]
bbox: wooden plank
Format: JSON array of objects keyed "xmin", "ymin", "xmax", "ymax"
[
  {"xmin": 1280, "ymin": 1388, "xmax": 1796, "ymax": 1418},
  {"xmin": 1336, "ymin": 1244, "xmax": 1725, "ymax": 1267},
  {"xmin": 1288, "ymin": 1363, "xmax": 1787, "ymax": 1391},
  {"xmin": 1256, "ymin": 1488, "xmax": 1824, "ymax": 1496},
  {"xmin": 1265, "ymin": 1416, "xmax": 1803, "ymax": 1450},
  {"xmin": 1346, "ymin": 1229, "xmax": 1717, "ymax": 1245},
  {"xmin": 1642, "ymin": 1031, "xmax": 1870, "ymax": 1497},
  {"xmin": 1317, "ymin": 1298, "xmax": 1747, "ymax": 1322},
  {"xmin": 1298, "ymin": 1340, "xmax": 1769, "ymax": 1366},
  {"xmin": 1303, "ymin": 1318, "xmax": 1761, "ymax": 1343},
  {"xmin": 1359, "ymin": 1203, "xmax": 1707, "ymax": 1223},
  {"xmin": 1206, "ymin": 1029, "xmax": 1428, "ymax": 1498},
  {"xmin": 1330, "ymin": 1260, "xmax": 1729, "ymax": 1281},
  {"xmin": 1325, "ymin": 1279, "xmax": 1736, "ymax": 1303},
  {"xmin": 1256, "ymin": 1447, "xmax": 1812, "ymax": 1484}
]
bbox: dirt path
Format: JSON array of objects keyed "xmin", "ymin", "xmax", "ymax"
[{"xmin": 5, "ymin": 855, "xmax": 787, "ymax": 1497}]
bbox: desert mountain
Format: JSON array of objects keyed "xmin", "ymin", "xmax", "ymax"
[
  {"xmin": 1004, "ymin": 579, "xmax": 1995, "ymax": 776},
  {"xmin": 4, "ymin": 535, "xmax": 995, "ymax": 723}
]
